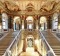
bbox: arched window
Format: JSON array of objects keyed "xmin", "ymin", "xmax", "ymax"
[
  {"xmin": 2, "ymin": 13, "xmax": 8, "ymax": 30},
  {"xmin": 26, "ymin": 16, "xmax": 34, "ymax": 30},
  {"xmin": 13, "ymin": 16, "xmax": 20, "ymax": 31},
  {"xmin": 40, "ymin": 16, "xmax": 47, "ymax": 30},
  {"xmin": 26, "ymin": 16, "xmax": 33, "ymax": 21},
  {"xmin": 52, "ymin": 13, "xmax": 58, "ymax": 31}
]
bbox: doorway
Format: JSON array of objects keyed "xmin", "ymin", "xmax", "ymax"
[{"xmin": 26, "ymin": 16, "xmax": 34, "ymax": 30}]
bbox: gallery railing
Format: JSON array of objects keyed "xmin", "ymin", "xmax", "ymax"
[
  {"xmin": 3, "ymin": 30, "xmax": 21, "ymax": 56},
  {"xmin": 39, "ymin": 30, "xmax": 56, "ymax": 56}
]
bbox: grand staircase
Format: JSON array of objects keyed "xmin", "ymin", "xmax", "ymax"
[
  {"xmin": 0, "ymin": 31, "xmax": 14, "ymax": 56},
  {"xmin": 41, "ymin": 30, "xmax": 60, "ymax": 56},
  {"xmin": 52, "ymin": 46, "xmax": 60, "ymax": 56}
]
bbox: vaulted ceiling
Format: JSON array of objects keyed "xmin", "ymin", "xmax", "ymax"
[{"xmin": 0, "ymin": 0, "xmax": 60, "ymax": 16}]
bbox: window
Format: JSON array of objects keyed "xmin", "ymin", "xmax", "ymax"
[
  {"xmin": 2, "ymin": 19, "xmax": 7, "ymax": 29},
  {"xmin": 52, "ymin": 13, "xmax": 58, "ymax": 30},
  {"xmin": 2, "ymin": 13, "xmax": 8, "ymax": 29}
]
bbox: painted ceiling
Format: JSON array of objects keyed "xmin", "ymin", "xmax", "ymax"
[{"xmin": 0, "ymin": 0, "xmax": 60, "ymax": 15}]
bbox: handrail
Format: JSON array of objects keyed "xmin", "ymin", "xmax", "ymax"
[
  {"xmin": 3, "ymin": 30, "xmax": 21, "ymax": 56},
  {"xmin": 8, "ymin": 30, "xmax": 21, "ymax": 50},
  {"xmin": 0, "ymin": 33, "xmax": 8, "ymax": 41},
  {"xmin": 51, "ymin": 31, "xmax": 60, "ymax": 41},
  {"xmin": 39, "ymin": 30, "xmax": 56, "ymax": 56}
]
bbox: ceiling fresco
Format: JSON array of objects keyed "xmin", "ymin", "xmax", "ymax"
[{"xmin": 0, "ymin": 0, "xmax": 60, "ymax": 15}]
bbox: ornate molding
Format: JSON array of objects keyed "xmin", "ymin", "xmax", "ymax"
[{"xmin": 0, "ymin": 0, "xmax": 60, "ymax": 16}]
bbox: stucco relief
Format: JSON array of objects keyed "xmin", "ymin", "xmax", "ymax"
[{"xmin": 0, "ymin": 0, "xmax": 60, "ymax": 15}]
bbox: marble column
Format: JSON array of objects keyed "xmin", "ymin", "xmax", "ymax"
[
  {"xmin": 14, "ymin": 23, "xmax": 16, "ymax": 31},
  {"xmin": 47, "ymin": 16, "xmax": 52, "ymax": 29},
  {"xmin": 35, "ymin": 15, "xmax": 39, "ymax": 30},
  {"xmin": 58, "ymin": 14, "xmax": 60, "ymax": 29},
  {"xmin": 22, "ymin": 20, "xmax": 24, "ymax": 29}
]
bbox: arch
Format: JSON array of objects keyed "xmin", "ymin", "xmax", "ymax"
[
  {"xmin": 2, "ymin": 13, "xmax": 8, "ymax": 31},
  {"xmin": 13, "ymin": 16, "xmax": 21, "ymax": 31},
  {"xmin": 26, "ymin": 35, "xmax": 34, "ymax": 52},
  {"xmin": 14, "ymin": 16, "xmax": 20, "ymax": 23},
  {"xmin": 26, "ymin": 16, "xmax": 33, "ymax": 21},
  {"xmin": 2, "ymin": 13, "xmax": 8, "ymax": 19},
  {"xmin": 26, "ymin": 16, "xmax": 34, "ymax": 30},
  {"xmin": 40, "ymin": 16, "xmax": 47, "ymax": 24},
  {"xmin": 40, "ymin": 16, "xmax": 47, "ymax": 30},
  {"xmin": 52, "ymin": 13, "xmax": 58, "ymax": 31},
  {"xmin": 27, "ymin": 35, "xmax": 34, "ymax": 39}
]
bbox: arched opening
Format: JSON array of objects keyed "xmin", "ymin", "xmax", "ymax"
[
  {"xmin": 2, "ymin": 13, "xmax": 8, "ymax": 31},
  {"xmin": 27, "ymin": 35, "xmax": 34, "ymax": 47},
  {"xmin": 26, "ymin": 35, "xmax": 34, "ymax": 52},
  {"xmin": 52, "ymin": 13, "xmax": 58, "ymax": 31},
  {"xmin": 13, "ymin": 16, "xmax": 20, "ymax": 31},
  {"xmin": 40, "ymin": 16, "xmax": 47, "ymax": 31},
  {"xmin": 26, "ymin": 16, "xmax": 34, "ymax": 30}
]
